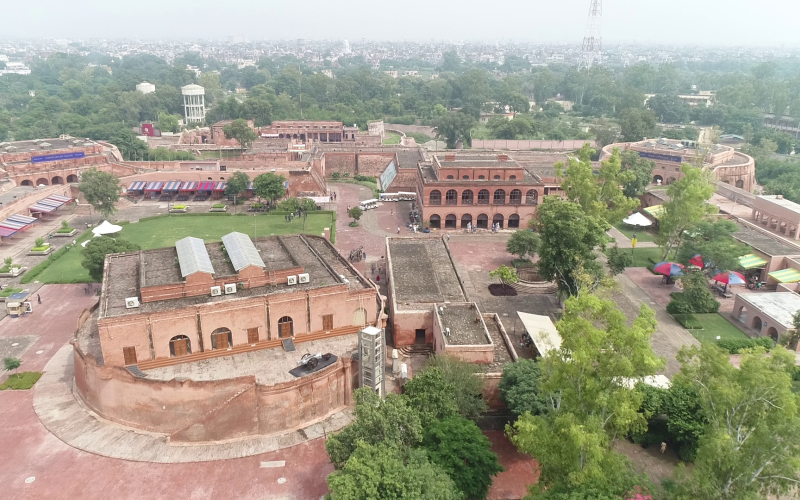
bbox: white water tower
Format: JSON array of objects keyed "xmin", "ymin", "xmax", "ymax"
[{"xmin": 181, "ymin": 84, "xmax": 206, "ymax": 123}]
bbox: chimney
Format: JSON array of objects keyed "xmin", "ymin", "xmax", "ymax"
[
  {"xmin": 444, "ymin": 154, "xmax": 456, "ymax": 162},
  {"xmin": 498, "ymin": 154, "xmax": 509, "ymax": 161}
]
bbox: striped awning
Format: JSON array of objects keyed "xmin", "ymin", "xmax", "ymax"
[
  {"xmin": 643, "ymin": 205, "xmax": 665, "ymax": 219},
  {"xmin": 8, "ymin": 214, "xmax": 37, "ymax": 224},
  {"xmin": 768, "ymin": 268, "xmax": 800, "ymax": 283},
  {"xmin": 197, "ymin": 181, "xmax": 214, "ymax": 191},
  {"xmin": 0, "ymin": 226, "xmax": 17, "ymax": 237},
  {"xmin": 38, "ymin": 199, "xmax": 63, "ymax": 208},
  {"xmin": 29, "ymin": 203, "xmax": 55, "ymax": 213},
  {"xmin": 145, "ymin": 181, "xmax": 164, "ymax": 191},
  {"xmin": 0, "ymin": 220, "xmax": 27, "ymax": 229},
  {"xmin": 739, "ymin": 253, "xmax": 768, "ymax": 269},
  {"xmin": 213, "ymin": 181, "xmax": 227, "ymax": 191},
  {"xmin": 48, "ymin": 194, "xmax": 72, "ymax": 203},
  {"xmin": 128, "ymin": 181, "xmax": 146, "ymax": 191},
  {"xmin": 163, "ymin": 180, "xmax": 181, "ymax": 191},
  {"xmin": 180, "ymin": 181, "xmax": 197, "ymax": 191}
]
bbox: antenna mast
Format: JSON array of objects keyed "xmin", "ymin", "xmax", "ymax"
[{"xmin": 581, "ymin": 0, "xmax": 602, "ymax": 69}]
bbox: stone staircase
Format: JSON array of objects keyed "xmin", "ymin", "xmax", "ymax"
[
  {"xmin": 136, "ymin": 325, "xmax": 363, "ymax": 371},
  {"xmin": 397, "ymin": 344, "xmax": 433, "ymax": 357}
]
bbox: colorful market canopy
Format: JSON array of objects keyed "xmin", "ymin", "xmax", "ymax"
[
  {"xmin": 213, "ymin": 181, "xmax": 227, "ymax": 191},
  {"xmin": 128, "ymin": 181, "xmax": 146, "ymax": 191},
  {"xmin": 180, "ymin": 181, "xmax": 197, "ymax": 191},
  {"xmin": 739, "ymin": 253, "xmax": 768, "ymax": 269},
  {"xmin": 37, "ymin": 199, "xmax": 63, "ymax": 208},
  {"xmin": 29, "ymin": 203, "xmax": 56, "ymax": 213},
  {"xmin": 8, "ymin": 214, "xmax": 37, "ymax": 224},
  {"xmin": 622, "ymin": 212, "xmax": 653, "ymax": 227},
  {"xmin": 0, "ymin": 226, "xmax": 17, "ymax": 237},
  {"xmin": 653, "ymin": 261, "xmax": 685, "ymax": 277},
  {"xmin": 145, "ymin": 181, "xmax": 164, "ymax": 191},
  {"xmin": 643, "ymin": 205, "xmax": 665, "ymax": 219},
  {"xmin": 163, "ymin": 180, "xmax": 182, "ymax": 191},
  {"xmin": 197, "ymin": 181, "xmax": 214, "ymax": 191},
  {"xmin": 47, "ymin": 194, "xmax": 72, "ymax": 203},
  {"xmin": 0, "ymin": 220, "xmax": 27, "ymax": 230},
  {"xmin": 768, "ymin": 268, "xmax": 800, "ymax": 283}
]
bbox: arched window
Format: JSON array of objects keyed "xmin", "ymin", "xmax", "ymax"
[
  {"xmin": 736, "ymin": 179, "xmax": 744, "ymax": 188},
  {"xmin": 21, "ymin": 180, "xmax": 33, "ymax": 187},
  {"xmin": 476, "ymin": 214, "xmax": 489, "ymax": 229},
  {"xmin": 478, "ymin": 175, "xmax": 485, "ymax": 180},
  {"xmin": 509, "ymin": 175, "xmax": 516, "ymax": 180},
  {"xmin": 445, "ymin": 214, "xmax": 457, "ymax": 229},
  {"xmin": 278, "ymin": 316, "xmax": 293, "ymax": 338},
  {"xmin": 462, "ymin": 175, "xmax": 469, "ymax": 180},
  {"xmin": 446, "ymin": 189, "xmax": 458, "ymax": 205},
  {"xmin": 461, "ymin": 190, "xmax": 473, "ymax": 205},
  {"xmin": 169, "ymin": 335, "xmax": 191, "ymax": 357},
  {"xmin": 51, "ymin": 176, "xmax": 64, "ymax": 185},
  {"xmin": 429, "ymin": 190, "xmax": 442, "ymax": 205},
  {"xmin": 493, "ymin": 213, "xmax": 504, "ymax": 229},
  {"xmin": 429, "ymin": 214, "xmax": 441, "ymax": 229},
  {"xmin": 211, "ymin": 327, "xmax": 233, "ymax": 349},
  {"xmin": 493, "ymin": 189, "xmax": 506, "ymax": 205},
  {"xmin": 493, "ymin": 175, "xmax": 501, "ymax": 180},
  {"xmin": 446, "ymin": 175, "xmax": 454, "ymax": 180},
  {"xmin": 36, "ymin": 178, "xmax": 49, "ymax": 186},
  {"xmin": 477, "ymin": 189, "xmax": 490, "ymax": 205},
  {"xmin": 509, "ymin": 189, "xmax": 522, "ymax": 205},
  {"xmin": 653, "ymin": 175, "xmax": 663, "ymax": 184},
  {"xmin": 353, "ymin": 308, "xmax": 367, "ymax": 327},
  {"xmin": 461, "ymin": 214, "xmax": 473, "ymax": 228},
  {"xmin": 67, "ymin": 174, "xmax": 79, "ymax": 183},
  {"xmin": 525, "ymin": 190, "xmax": 538, "ymax": 205},
  {"xmin": 508, "ymin": 214, "xmax": 521, "ymax": 229}
]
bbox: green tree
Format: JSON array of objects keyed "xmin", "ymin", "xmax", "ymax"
[
  {"xmin": 157, "ymin": 111, "xmax": 181, "ymax": 133},
  {"xmin": 532, "ymin": 197, "xmax": 609, "ymax": 296},
  {"xmin": 666, "ymin": 270, "xmax": 720, "ymax": 315},
  {"xmin": 618, "ymin": 108, "xmax": 657, "ymax": 142},
  {"xmin": 675, "ymin": 219, "xmax": 748, "ymax": 272},
  {"xmin": 499, "ymin": 359, "xmax": 547, "ymax": 416},
  {"xmin": 591, "ymin": 124, "xmax": 620, "ymax": 149},
  {"xmin": 557, "ymin": 145, "xmax": 639, "ymax": 225},
  {"xmin": 606, "ymin": 244, "xmax": 633, "ymax": 276},
  {"xmin": 646, "ymin": 94, "xmax": 690, "ymax": 124},
  {"xmin": 670, "ymin": 344, "xmax": 800, "ymax": 500},
  {"xmin": 506, "ymin": 230, "xmax": 541, "ymax": 261},
  {"xmin": 655, "ymin": 164, "xmax": 716, "ymax": 260},
  {"xmin": 222, "ymin": 118, "xmax": 257, "ymax": 149},
  {"xmin": 422, "ymin": 417, "xmax": 504, "ymax": 500},
  {"xmin": 440, "ymin": 50, "xmax": 462, "ymax": 72},
  {"xmin": 252, "ymin": 172, "xmax": 286, "ymax": 204},
  {"xmin": 325, "ymin": 389, "xmax": 423, "ymax": 469},
  {"xmin": 278, "ymin": 197, "xmax": 317, "ymax": 214},
  {"xmin": 424, "ymin": 355, "xmax": 487, "ymax": 421},
  {"xmin": 348, "ymin": 206, "xmax": 363, "ymax": 222},
  {"xmin": 436, "ymin": 112, "xmax": 477, "ymax": 148},
  {"xmin": 326, "ymin": 443, "xmax": 461, "ymax": 500},
  {"xmin": 81, "ymin": 237, "xmax": 141, "ymax": 282},
  {"xmin": 619, "ymin": 150, "xmax": 656, "ymax": 198},
  {"xmin": 403, "ymin": 368, "xmax": 459, "ymax": 424},
  {"xmin": 78, "ymin": 168, "xmax": 121, "ymax": 218},
  {"xmin": 4, "ymin": 357, "xmax": 21, "ymax": 376},
  {"xmin": 489, "ymin": 265, "xmax": 518, "ymax": 293},
  {"xmin": 108, "ymin": 128, "xmax": 149, "ymax": 160},
  {"xmin": 660, "ymin": 380, "xmax": 707, "ymax": 462},
  {"xmin": 224, "ymin": 171, "xmax": 250, "ymax": 201}
]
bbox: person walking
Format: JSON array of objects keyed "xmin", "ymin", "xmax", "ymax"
[
  {"xmin": 446, "ymin": 233, "xmax": 450, "ymax": 241},
  {"xmin": 37, "ymin": 294, "xmax": 42, "ymax": 304},
  {"xmin": 397, "ymin": 226, "xmax": 401, "ymax": 234}
]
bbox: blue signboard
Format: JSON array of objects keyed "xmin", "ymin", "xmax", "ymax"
[
  {"xmin": 637, "ymin": 151, "xmax": 682, "ymax": 163},
  {"xmin": 31, "ymin": 151, "xmax": 86, "ymax": 164}
]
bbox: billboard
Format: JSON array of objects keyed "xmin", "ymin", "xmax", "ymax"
[
  {"xmin": 638, "ymin": 151, "xmax": 683, "ymax": 163},
  {"xmin": 141, "ymin": 123, "xmax": 155, "ymax": 137},
  {"xmin": 379, "ymin": 160, "xmax": 398, "ymax": 190},
  {"xmin": 30, "ymin": 151, "xmax": 86, "ymax": 164}
]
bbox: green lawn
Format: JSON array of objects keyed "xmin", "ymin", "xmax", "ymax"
[
  {"xmin": 607, "ymin": 246, "xmax": 663, "ymax": 268},
  {"xmin": 688, "ymin": 314, "xmax": 751, "ymax": 343},
  {"xmin": 30, "ymin": 213, "xmax": 336, "ymax": 284},
  {"xmin": 612, "ymin": 222, "xmax": 656, "ymax": 243},
  {"xmin": 0, "ymin": 372, "xmax": 42, "ymax": 390},
  {"xmin": 382, "ymin": 131, "xmax": 402, "ymax": 145}
]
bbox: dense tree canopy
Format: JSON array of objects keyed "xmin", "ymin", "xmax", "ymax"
[
  {"xmin": 78, "ymin": 168, "xmax": 121, "ymax": 218},
  {"xmin": 81, "ymin": 237, "xmax": 141, "ymax": 281}
]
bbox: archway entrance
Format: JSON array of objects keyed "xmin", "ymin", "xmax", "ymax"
[
  {"xmin": 278, "ymin": 316, "xmax": 293, "ymax": 338},
  {"xmin": 51, "ymin": 176, "xmax": 64, "ymax": 185},
  {"xmin": 653, "ymin": 175, "xmax": 663, "ymax": 185},
  {"xmin": 169, "ymin": 335, "xmax": 191, "ymax": 357},
  {"xmin": 493, "ymin": 214, "xmax": 504, "ymax": 229},
  {"xmin": 211, "ymin": 327, "xmax": 232, "ymax": 349},
  {"xmin": 461, "ymin": 214, "xmax": 472, "ymax": 229},
  {"xmin": 508, "ymin": 214, "xmax": 520, "ymax": 229},
  {"xmin": 36, "ymin": 178, "xmax": 49, "ymax": 186},
  {"xmin": 767, "ymin": 327, "xmax": 778, "ymax": 341},
  {"xmin": 752, "ymin": 316, "xmax": 763, "ymax": 333},
  {"xmin": 67, "ymin": 174, "xmax": 79, "ymax": 183},
  {"xmin": 476, "ymin": 214, "xmax": 488, "ymax": 229},
  {"xmin": 736, "ymin": 180, "xmax": 744, "ymax": 189},
  {"xmin": 21, "ymin": 180, "xmax": 33, "ymax": 187},
  {"xmin": 429, "ymin": 214, "xmax": 441, "ymax": 229},
  {"xmin": 445, "ymin": 214, "xmax": 457, "ymax": 229}
]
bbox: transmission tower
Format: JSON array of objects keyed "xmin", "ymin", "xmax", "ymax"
[{"xmin": 580, "ymin": 0, "xmax": 602, "ymax": 69}]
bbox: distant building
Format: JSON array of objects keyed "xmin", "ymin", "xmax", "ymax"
[
  {"xmin": 181, "ymin": 84, "xmax": 206, "ymax": 123},
  {"xmin": 0, "ymin": 61, "xmax": 31, "ymax": 75},
  {"xmin": 136, "ymin": 81, "xmax": 156, "ymax": 94}
]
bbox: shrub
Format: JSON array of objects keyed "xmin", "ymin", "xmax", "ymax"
[
  {"xmin": 511, "ymin": 258, "xmax": 534, "ymax": 269},
  {"xmin": 171, "ymin": 204, "xmax": 187, "ymax": 210},
  {"xmin": 667, "ymin": 272, "xmax": 720, "ymax": 315},
  {"xmin": 34, "ymin": 237, "xmax": 45, "ymax": 248},
  {"xmin": 31, "ymin": 246, "xmax": 50, "ymax": 252},
  {"xmin": 61, "ymin": 220, "xmax": 69, "ymax": 229},
  {"xmin": 0, "ymin": 371, "xmax": 43, "ymax": 390},
  {"xmin": 348, "ymin": 221, "xmax": 359, "ymax": 227},
  {"xmin": 666, "ymin": 296, "xmax": 695, "ymax": 315},
  {"xmin": 716, "ymin": 337, "xmax": 774, "ymax": 354},
  {"xmin": 0, "ymin": 287, "xmax": 23, "ymax": 298},
  {"xmin": 331, "ymin": 172, "xmax": 341, "ymax": 179},
  {"xmin": 3, "ymin": 257, "xmax": 11, "ymax": 267},
  {"xmin": 353, "ymin": 175, "xmax": 375, "ymax": 182},
  {"xmin": 56, "ymin": 226, "xmax": 74, "ymax": 233},
  {"xmin": 673, "ymin": 314, "xmax": 703, "ymax": 329},
  {"xmin": 607, "ymin": 244, "xmax": 633, "ymax": 275},
  {"xmin": 212, "ymin": 203, "xmax": 226, "ymax": 209}
]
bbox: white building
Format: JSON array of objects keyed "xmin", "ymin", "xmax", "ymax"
[
  {"xmin": 181, "ymin": 84, "xmax": 206, "ymax": 123},
  {"xmin": 0, "ymin": 61, "xmax": 31, "ymax": 76},
  {"xmin": 136, "ymin": 81, "xmax": 156, "ymax": 94}
]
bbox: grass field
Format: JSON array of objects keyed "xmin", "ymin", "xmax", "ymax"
[
  {"xmin": 382, "ymin": 131, "xmax": 402, "ymax": 145},
  {"xmin": 31, "ymin": 213, "xmax": 336, "ymax": 284},
  {"xmin": 612, "ymin": 222, "xmax": 656, "ymax": 243},
  {"xmin": 0, "ymin": 372, "xmax": 42, "ymax": 390},
  {"xmin": 688, "ymin": 314, "xmax": 751, "ymax": 343},
  {"xmin": 607, "ymin": 246, "xmax": 663, "ymax": 268}
]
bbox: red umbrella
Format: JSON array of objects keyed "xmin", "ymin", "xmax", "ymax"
[
  {"xmin": 689, "ymin": 254, "xmax": 704, "ymax": 267},
  {"xmin": 711, "ymin": 270, "xmax": 746, "ymax": 285},
  {"xmin": 653, "ymin": 262, "xmax": 685, "ymax": 277}
]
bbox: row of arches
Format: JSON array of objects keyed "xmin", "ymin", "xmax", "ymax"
[
  {"xmin": 428, "ymin": 213, "xmax": 521, "ymax": 230},
  {"xmin": 734, "ymin": 306, "xmax": 779, "ymax": 341},
  {"xmin": 166, "ymin": 309, "xmax": 368, "ymax": 358},
  {"xmin": 429, "ymin": 189, "xmax": 538, "ymax": 207},
  {"xmin": 444, "ymin": 174, "xmax": 517, "ymax": 181},
  {"xmin": 19, "ymin": 175, "xmax": 78, "ymax": 187},
  {"xmin": 721, "ymin": 179, "xmax": 746, "ymax": 189}
]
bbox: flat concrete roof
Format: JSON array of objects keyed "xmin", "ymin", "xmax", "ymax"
[
  {"xmin": 482, "ymin": 315, "xmax": 515, "ymax": 373},
  {"xmin": 757, "ymin": 195, "xmax": 800, "ymax": 216},
  {"xmin": 439, "ymin": 303, "xmax": 489, "ymax": 346},
  {"xmin": 733, "ymin": 223, "xmax": 800, "ymax": 258},
  {"xmin": 388, "ymin": 237, "xmax": 466, "ymax": 309},
  {"xmin": 737, "ymin": 292, "xmax": 800, "ymax": 329}
]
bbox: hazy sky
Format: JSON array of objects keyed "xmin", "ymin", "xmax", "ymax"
[{"xmin": 4, "ymin": 0, "xmax": 800, "ymax": 46}]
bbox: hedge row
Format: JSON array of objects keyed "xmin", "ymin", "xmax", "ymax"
[
  {"xmin": 672, "ymin": 314, "xmax": 703, "ymax": 330},
  {"xmin": 21, "ymin": 229, "xmax": 93, "ymax": 284},
  {"xmin": 716, "ymin": 337, "xmax": 775, "ymax": 354}
]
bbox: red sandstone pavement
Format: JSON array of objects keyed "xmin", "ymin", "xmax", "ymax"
[{"xmin": 0, "ymin": 280, "xmax": 539, "ymax": 500}]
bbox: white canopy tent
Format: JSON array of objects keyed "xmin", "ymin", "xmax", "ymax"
[
  {"xmin": 517, "ymin": 312, "xmax": 562, "ymax": 358},
  {"xmin": 622, "ymin": 212, "xmax": 653, "ymax": 227},
  {"xmin": 92, "ymin": 220, "xmax": 122, "ymax": 236}
]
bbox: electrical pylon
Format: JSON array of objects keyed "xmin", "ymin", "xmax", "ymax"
[{"xmin": 580, "ymin": 0, "xmax": 602, "ymax": 69}]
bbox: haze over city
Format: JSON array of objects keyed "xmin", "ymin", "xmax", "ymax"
[{"xmin": 4, "ymin": 0, "xmax": 800, "ymax": 45}]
